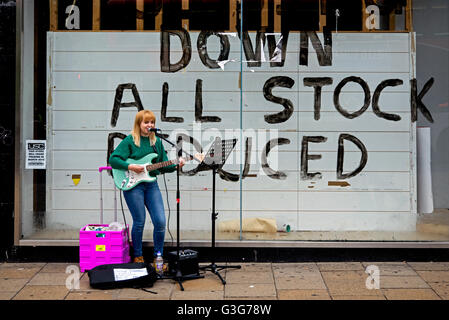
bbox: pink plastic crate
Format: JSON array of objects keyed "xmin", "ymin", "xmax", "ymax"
[{"xmin": 79, "ymin": 224, "xmax": 131, "ymax": 272}]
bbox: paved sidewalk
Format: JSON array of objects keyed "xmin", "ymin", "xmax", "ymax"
[{"xmin": 1, "ymin": 261, "xmax": 449, "ymax": 300}]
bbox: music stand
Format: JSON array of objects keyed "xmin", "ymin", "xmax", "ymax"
[
  {"xmin": 199, "ymin": 137, "xmax": 241, "ymax": 284},
  {"xmin": 154, "ymin": 132, "xmax": 204, "ymax": 291}
]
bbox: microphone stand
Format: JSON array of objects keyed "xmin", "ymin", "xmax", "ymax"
[{"xmin": 153, "ymin": 131, "xmax": 203, "ymax": 291}]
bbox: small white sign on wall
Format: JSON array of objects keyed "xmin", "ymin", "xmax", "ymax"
[{"xmin": 25, "ymin": 140, "xmax": 46, "ymax": 169}]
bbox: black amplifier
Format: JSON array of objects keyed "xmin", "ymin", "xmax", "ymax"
[{"xmin": 167, "ymin": 249, "xmax": 200, "ymax": 276}]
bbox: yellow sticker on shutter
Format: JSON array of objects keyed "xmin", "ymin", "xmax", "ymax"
[
  {"xmin": 72, "ymin": 174, "xmax": 81, "ymax": 186},
  {"xmin": 96, "ymin": 245, "xmax": 106, "ymax": 251}
]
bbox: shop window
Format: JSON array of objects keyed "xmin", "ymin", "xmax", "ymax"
[
  {"xmin": 101, "ymin": 0, "xmax": 137, "ymax": 30},
  {"xmin": 58, "ymin": 0, "xmax": 93, "ymax": 30},
  {"xmin": 189, "ymin": 0, "xmax": 229, "ymax": 31},
  {"xmin": 365, "ymin": 0, "xmax": 407, "ymax": 30},
  {"xmin": 142, "ymin": 0, "xmax": 160, "ymax": 30},
  {"xmin": 48, "ymin": 0, "xmax": 414, "ymax": 32},
  {"xmin": 161, "ymin": 0, "xmax": 182, "ymax": 29},
  {"xmin": 326, "ymin": 0, "xmax": 362, "ymax": 31},
  {"xmin": 281, "ymin": 0, "xmax": 319, "ymax": 31},
  {"xmin": 241, "ymin": 0, "xmax": 262, "ymax": 31}
]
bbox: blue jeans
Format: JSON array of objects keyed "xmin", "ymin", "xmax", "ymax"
[{"xmin": 123, "ymin": 181, "xmax": 166, "ymax": 258}]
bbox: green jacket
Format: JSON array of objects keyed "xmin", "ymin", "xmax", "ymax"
[{"xmin": 109, "ymin": 135, "xmax": 176, "ymax": 176}]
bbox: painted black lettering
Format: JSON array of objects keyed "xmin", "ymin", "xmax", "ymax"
[
  {"xmin": 372, "ymin": 79, "xmax": 403, "ymax": 121},
  {"xmin": 300, "ymin": 28, "xmax": 332, "ymax": 66},
  {"xmin": 111, "ymin": 83, "xmax": 144, "ymax": 127},
  {"xmin": 411, "ymin": 78, "xmax": 434, "ymax": 123},
  {"xmin": 263, "ymin": 76, "xmax": 295, "ymax": 123},
  {"xmin": 195, "ymin": 79, "xmax": 221, "ymax": 123},
  {"xmin": 175, "ymin": 133, "xmax": 203, "ymax": 176},
  {"xmin": 303, "ymin": 77, "xmax": 333, "ymax": 120},
  {"xmin": 241, "ymin": 137, "xmax": 253, "ymax": 179},
  {"xmin": 301, "ymin": 136, "xmax": 327, "ymax": 180},
  {"xmin": 334, "ymin": 76, "xmax": 371, "ymax": 119},
  {"xmin": 217, "ymin": 137, "xmax": 253, "ymax": 182},
  {"xmin": 238, "ymin": 31, "xmax": 289, "ymax": 67},
  {"xmin": 267, "ymin": 32, "xmax": 289, "ymax": 67},
  {"xmin": 160, "ymin": 28, "xmax": 192, "ymax": 73},
  {"xmin": 216, "ymin": 169, "xmax": 237, "ymax": 182},
  {"xmin": 197, "ymin": 31, "xmax": 230, "ymax": 69},
  {"xmin": 261, "ymin": 138, "xmax": 290, "ymax": 180},
  {"xmin": 337, "ymin": 134, "xmax": 368, "ymax": 179},
  {"xmin": 239, "ymin": 31, "xmax": 263, "ymax": 67},
  {"xmin": 213, "ymin": 137, "xmax": 254, "ymax": 181},
  {"xmin": 161, "ymin": 82, "xmax": 184, "ymax": 123}
]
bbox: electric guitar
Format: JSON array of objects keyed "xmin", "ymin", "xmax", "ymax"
[{"xmin": 112, "ymin": 153, "xmax": 204, "ymax": 191}]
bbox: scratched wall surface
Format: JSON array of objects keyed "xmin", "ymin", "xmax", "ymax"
[{"xmin": 46, "ymin": 32, "xmax": 416, "ymax": 234}]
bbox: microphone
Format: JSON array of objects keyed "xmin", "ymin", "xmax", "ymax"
[{"xmin": 148, "ymin": 128, "xmax": 162, "ymax": 133}]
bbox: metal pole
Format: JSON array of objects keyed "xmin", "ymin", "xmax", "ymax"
[
  {"xmin": 212, "ymin": 167, "xmax": 216, "ymax": 251},
  {"xmin": 177, "ymin": 163, "xmax": 180, "ymax": 257},
  {"xmin": 99, "ymin": 170, "xmax": 103, "ymax": 224}
]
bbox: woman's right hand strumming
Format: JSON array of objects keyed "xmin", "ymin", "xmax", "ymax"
[{"xmin": 128, "ymin": 164, "xmax": 145, "ymax": 173}]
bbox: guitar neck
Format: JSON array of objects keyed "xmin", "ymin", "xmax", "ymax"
[
  {"xmin": 146, "ymin": 159, "xmax": 177, "ymax": 172},
  {"xmin": 145, "ymin": 154, "xmax": 194, "ymax": 172}
]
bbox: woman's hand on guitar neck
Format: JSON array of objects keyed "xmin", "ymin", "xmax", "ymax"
[
  {"xmin": 194, "ymin": 153, "xmax": 205, "ymax": 162},
  {"xmin": 128, "ymin": 164, "xmax": 145, "ymax": 173},
  {"xmin": 177, "ymin": 157, "xmax": 186, "ymax": 169}
]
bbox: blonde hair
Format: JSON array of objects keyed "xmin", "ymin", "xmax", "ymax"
[{"xmin": 131, "ymin": 110, "xmax": 157, "ymax": 147}]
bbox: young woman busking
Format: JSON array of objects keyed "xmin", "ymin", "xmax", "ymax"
[{"xmin": 109, "ymin": 110, "xmax": 186, "ymax": 265}]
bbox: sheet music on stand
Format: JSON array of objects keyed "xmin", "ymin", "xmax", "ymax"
[{"xmin": 197, "ymin": 137, "xmax": 237, "ymax": 171}]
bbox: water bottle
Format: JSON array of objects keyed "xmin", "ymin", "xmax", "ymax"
[{"xmin": 155, "ymin": 251, "xmax": 164, "ymax": 276}]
